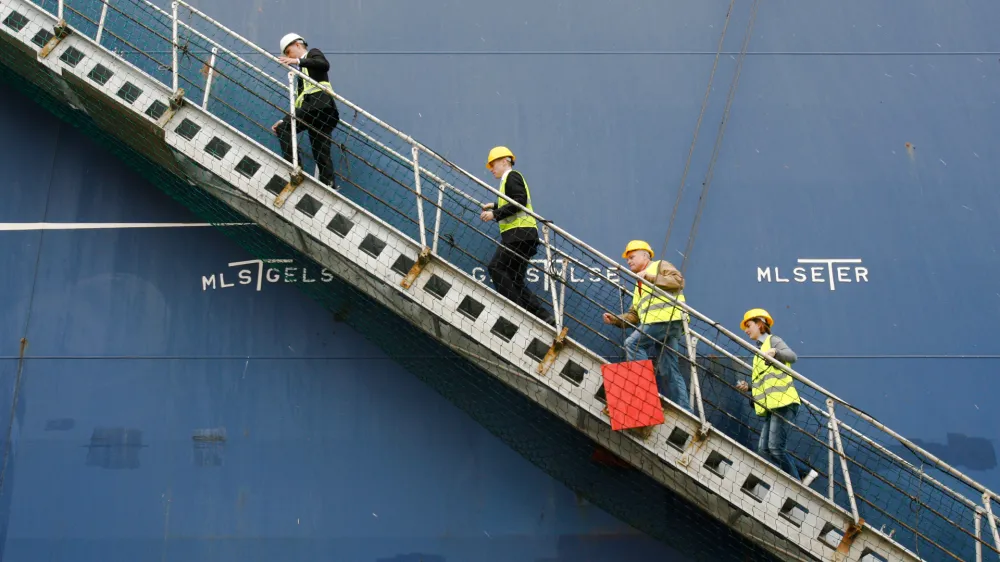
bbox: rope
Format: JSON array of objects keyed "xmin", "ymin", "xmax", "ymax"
[
  {"xmin": 680, "ymin": 0, "xmax": 761, "ymax": 274},
  {"xmin": 660, "ymin": 0, "xmax": 737, "ymax": 262}
]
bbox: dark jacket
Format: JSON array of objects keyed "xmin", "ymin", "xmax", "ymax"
[
  {"xmin": 493, "ymin": 170, "xmax": 538, "ymax": 244},
  {"xmin": 295, "ymin": 48, "xmax": 338, "ymax": 114}
]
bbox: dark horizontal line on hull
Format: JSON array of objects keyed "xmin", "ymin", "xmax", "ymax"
[
  {"xmin": 803, "ymin": 355, "xmax": 1000, "ymax": 359},
  {"xmin": 2, "ymin": 354, "xmax": 1000, "ymax": 360},
  {"xmin": 135, "ymin": 50, "xmax": 1000, "ymax": 56},
  {"xmin": 0, "ymin": 355, "xmax": 423, "ymax": 360}
]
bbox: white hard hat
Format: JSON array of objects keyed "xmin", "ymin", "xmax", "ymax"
[{"xmin": 279, "ymin": 33, "xmax": 304, "ymax": 54}]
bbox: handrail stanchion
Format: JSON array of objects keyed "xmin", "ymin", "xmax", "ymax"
[
  {"xmin": 828, "ymin": 399, "xmax": 860, "ymax": 524},
  {"xmin": 57, "ymin": 0, "xmax": 63, "ymax": 22},
  {"xmin": 975, "ymin": 507, "xmax": 984, "ymax": 562},
  {"xmin": 432, "ymin": 183, "xmax": 444, "ymax": 254},
  {"xmin": 984, "ymin": 494, "xmax": 1000, "ymax": 561},
  {"xmin": 202, "ymin": 46, "xmax": 218, "ymax": 109},
  {"xmin": 411, "ymin": 146, "xmax": 427, "ymax": 249},
  {"xmin": 171, "ymin": 2, "xmax": 178, "ymax": 93},
  {"xmin": 557, "ymin": 256, "xmax": 567, "ymax": 329},
  {"xmin": 96, "ymin": 0, "xmax": 108, "ymax": 44},
  {"xmin": 287, "ymin": 72, "xmax": 298, "ymax": 171},
  {"xmin": 682, "ymin": 319, "xmax": 707, "ymax": 429},
  {"xmin": 542, "ymin": 226, "xmax": 560, "ymax": 333},
  {"xmin": 828, "ymin": 420, "xmax": 836, "ymax": 503}
]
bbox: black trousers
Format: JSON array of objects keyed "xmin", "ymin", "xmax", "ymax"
[
  {"xmin": 276, "ymin": 95, "xmax": 340, "ymax": 186},
  {"xmin": 487, "ymin": 235, "xmax": 553, "ymax": 324}
]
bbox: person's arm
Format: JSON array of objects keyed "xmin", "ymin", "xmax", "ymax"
[
  {"xmin": 768, "ymin": 335, "xmax": 798, "ymax": 364},
  {"xmin": 298, "ymin": 48, "xmax": 330, "ymax": 73},
  {"xmin": 605, "ymin": 308, "xmax": 639, "ymax": 329},
  {"xmin": 492, "ymin": 171, "xmax": 529, "ymax": 222}
]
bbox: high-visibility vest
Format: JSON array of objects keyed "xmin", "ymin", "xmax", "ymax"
[
  {"xmin": 750, "ymin": 335, "xmax": 801, "ymax": 416},
  {"xmin": 497, "ymin": 171, "xmax": 538, "ymax": 233},
  {"xmin": 630, "ymin": 261, "xmax": 685, "ymax": 325},
  {"xmin": 295, "ymin": 66, "xmax": 332, "ymax": 109}
]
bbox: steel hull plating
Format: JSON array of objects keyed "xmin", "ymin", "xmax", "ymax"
[{"xmin": 2, "ymin": 1, "xmax": 999, "ymax": 561}]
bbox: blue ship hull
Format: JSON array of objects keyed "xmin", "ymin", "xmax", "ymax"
[{"xmin": 1, "ymin": 0, "xmax": 999, "ymax": 560}]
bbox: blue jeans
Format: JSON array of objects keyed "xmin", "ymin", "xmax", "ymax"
[
  {"xmin": 624, "ymin": 321, "xmax": 690, "ymax": 411},
  {"xmin": 758, "ymin": 402, "xmax": 801, "ymax": 479}
]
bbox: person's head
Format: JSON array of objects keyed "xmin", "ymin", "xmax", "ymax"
[
  {"xmin": 486, "ymin": 146, "xmax": 515, "ymax": 179},
  {"xmin": 280, "ymin": 33, "xmax": 307, "ymax": 58},
  {"xmin": 740, "ymin": 308, "xmax": 773, "ymax": 341},
  {"xmin": 625, "ymin": 249, "xmax": 652, "ymax": 273},
  {"xmin": 743, "ymin": 317, "xmax": 771, "ymax": 340},
  {"xmin": 621, "ymin": 240, "xmax": 654, "ymax": 273}
]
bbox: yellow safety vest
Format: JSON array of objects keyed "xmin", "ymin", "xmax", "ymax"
[
  {"xmin": 630, "ymin": 261, "xmax": 685, "ymax": 325},
  {"xmin": 295, "ymin": 66, "xmax": 332, "ymax": 109},
  {"xmin": 497, "ymin": 171, "xmax": 538, "ymax": 233},
  {"xmin": 750, "ymin": 335, "xmax": 801, "ymax": 416}
]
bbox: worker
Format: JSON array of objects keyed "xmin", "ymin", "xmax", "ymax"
[
  {"xmin": 736, "ymin": 309, "xmax": 818, "ymax": 485},
  {"xmin": 272, "ymin": 33, "xmax": 341, "ymax": 190},
  {"xmin": 479, "ymin": 147, "xmax": 554, "ymax": 325},
  {"xmin": 601, "ymin": 240, "xmax": 690, "ymax": 411}
]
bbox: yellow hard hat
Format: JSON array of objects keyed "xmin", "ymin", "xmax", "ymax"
[
  {"xmin": 741, "ymin": 308, "xmax": 773, "ymax": 330},
  {"xmin": 486, "ymin": 146, "xmax": 515, "ymax": 169},
  {"xmin": 622, "ymin": 240, "xmax": 654, "ymax": 259}
]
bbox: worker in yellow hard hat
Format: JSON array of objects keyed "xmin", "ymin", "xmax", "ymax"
[
  {"xmin": 271, "ymin": 33, "xmax": 341, "ymax": 189},
  {"xmin": 479, "ymin": 146, "xmax": 554, "ymax": 324},
  {"xmin": 736, "ymin": 309, "xmax": 818, "ymax": 485},
  {"xmin": 602, "ymin": 240, "xmax": 690, "ymax": 411}
]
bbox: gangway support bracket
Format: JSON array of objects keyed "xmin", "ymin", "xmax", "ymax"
[
  {"xmin": 400, "ymin": 247, "xmax": 432, "ymax": 289},
  {"xmin": 628, "ymin": 425, "xmax": 655, "ymax": 440},
  {"xmin": 536, "ymin": 326, "xmax": 569, "ymax": 376},
  {"xmin": 155, "ymin": 89, "xmax": 186, "ymax": 128},
  {"xmin": 598, "ymin": 404, "xmax": 656, "ymax": 441},
  {"xmin": 833, "ymin": 518, "xmax": 865, "ymax": 560},
  {"xmin": 273, "ymin": 169, "xmax": 304, "ymax": 208},
  {"xmin": 37, "ymin": 20, "xmax": 71, "ymax": 59},
  {"xmin": 678, "ymin": 425, "xmax": 712, "ymax": 468}
]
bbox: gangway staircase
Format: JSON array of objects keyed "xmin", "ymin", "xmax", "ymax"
[{"xmin": 2, "ymin": 1, "xmax": 999, "ymax": 560}]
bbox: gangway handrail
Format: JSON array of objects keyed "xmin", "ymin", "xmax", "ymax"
[
  {"xmin": 24, "ymin": 0, "xmax": 1000, "ymax": 557},
  {"xmin": 165, "ymin": 0, "xmax": 1000, "ymax": 523}
]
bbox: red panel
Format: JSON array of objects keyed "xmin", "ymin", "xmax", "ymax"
[{"xmin": 600, "ymin": 360, "xmax": 664, "ymax": 431}]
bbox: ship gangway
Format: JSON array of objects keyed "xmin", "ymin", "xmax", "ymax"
[{"xmin": 1, "ymin": 0, "xmax": 998, "ymax": 560}]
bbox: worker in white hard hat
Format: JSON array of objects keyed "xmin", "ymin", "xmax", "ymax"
[
  {"xmin": 479, "ymin": 146, "xmax": 554, "ymax": 325},
  {"xmin": 736, "ymin": 309, "xmax": 818, "ymax": 486},
  {"xmin": 602, "ymin": 240, "xmax": 690, "ymax": 411},
  {"xmin": 271, "ymin": 33, "xmax": 341, "ymax": 189}
]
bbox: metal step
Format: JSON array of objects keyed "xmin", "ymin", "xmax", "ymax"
[{"xmin": 2, "ymin": 1, "xmax": 999, "ymax": 561}]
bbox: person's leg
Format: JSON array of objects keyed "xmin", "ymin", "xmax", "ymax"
[
  {"xmin": 757, "ymin": 413, "xmax": 772, "ymax": 462},
  {"xmin": 274, "ymin": 115, "xmax": 295, "ymax": 164},
  {"xmin": 624, "ymin": 329, "xmax": 648, "ymax": 362},
  {"xmin": 305, "ymin": 105, "xmax": 339, "ymax": 187},
  {"xmin": 487, "ymin": 245, "xmax": 516, "ymax": 301},
  {"xmin": 659, "ymin": 320, "xmax": 690, "ymax": 411},
  {"xmin": 766, "ymin": 403, "xmax": 801, "ymax": 479},
  {"xmin": 506, "ymin": 238, "xmax": 552, "ymax": 322},
  {"xmin": 635, "ymin": 323, "xmax": 671, "ymax": 397}
]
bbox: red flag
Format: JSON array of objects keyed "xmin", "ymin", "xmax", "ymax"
[{"xmin": 600, "ymin": 360, "xmax": 664, "ymax": 431}]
